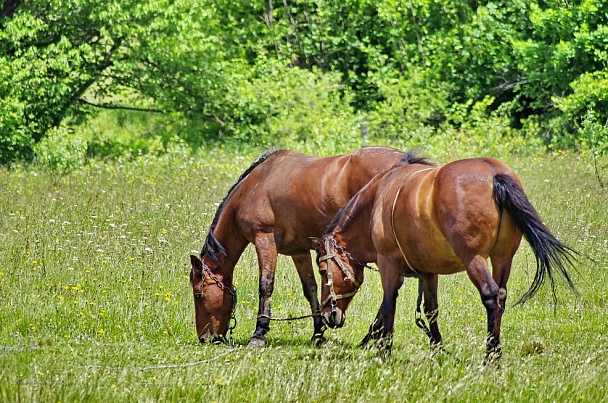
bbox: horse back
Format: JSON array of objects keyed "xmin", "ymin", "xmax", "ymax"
[
  {"xmin": 229, "ymin": 147, "xmax": 406, "ymax": 253},
  {"xmin": 385, "ymin": 158, "xmax": 521, "ymax": 273}
]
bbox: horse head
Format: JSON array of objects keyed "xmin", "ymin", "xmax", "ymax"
[
  {"xmin": 189, "ymin": 254, "xmax": 236, "ymax": 344},
  {"xmin": 310, "ymin": 235, "xmax": 362, "ymax": 329}
]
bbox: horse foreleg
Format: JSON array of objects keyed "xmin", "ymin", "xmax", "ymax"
[
  {"xmin": 422, "ymin": 273, "xmax": 442, "ymax": 349},
  {"xmin": 361, "ymin": 275, "xmax": 404, "ymax": 347},
  {"xmin": 375, "ymin": 259, "xmax": 403, "ymax": 353},
  {"xmin": 465, "ymin": 255, "xmax": 502, "ymax": 361},
  {"xmin": 292, "ymin": 253, "xmax": 326, "ymax": 346},
  {"xmin": 249, "ymin": 233, "xmax": 279, "ymax": 348},
  {"xmin": 361, "ymin": 306, "xmax": 383, "ymax": 347}
]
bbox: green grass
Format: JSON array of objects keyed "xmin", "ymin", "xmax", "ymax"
[{"xmin": 0, "ymin": 148, "xmax": 607, "ymax": 402}]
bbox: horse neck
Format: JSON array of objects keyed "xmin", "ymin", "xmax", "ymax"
[
  {"xmin": 331, "ymin": 178, "xmax": 381, "ymax": 264},
  {"xmin": 207, "ymin": 208, "xmax": 249, "ymax": 280}
]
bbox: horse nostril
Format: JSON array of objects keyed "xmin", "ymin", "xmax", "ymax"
[
  {"xmin": 329, "ymin": 309, "xmax": 345, "ymax": 328},
  {"xmin": 331, "ymin": 311, "xmax": 339, "ymax": 326},
  {"xmin": 211, "ymin": 335, "xmax": 226, "ymax": 345}
]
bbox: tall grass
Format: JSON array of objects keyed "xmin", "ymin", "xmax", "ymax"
[{"xmin": 0, "ymin": 147, "xmax": 606, "ymax": 402}]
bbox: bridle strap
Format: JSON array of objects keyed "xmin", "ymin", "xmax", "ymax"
[
  {"xmin": 319, "ymin": 237, "xmax": 362, "ymax": 308},
  {"xmin": 319, "ymin": 244, "xmax": 361, "ymax": 289},
  {"xmin": 320, "ymin": 289, "xmax": 358, "ymax": 308}
]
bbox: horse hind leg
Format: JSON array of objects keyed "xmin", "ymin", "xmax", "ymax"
[
  {"xmin": 249, "ymin": 232, "xmax": 279, "ymax": 348},
  {"xmin": 486, "ymin": 254, "xmax": 514, "ymax": 361},
  {"xmin": 464, "ymin": 254, "xmax": 503, "ymax": 361},
  {"xmin": 292, "ymin": 253, "xmax": 327, "ymax": 346},
  {"xmin": 421, "ymin": 273, "xmax": 442, "ymax": 349}
]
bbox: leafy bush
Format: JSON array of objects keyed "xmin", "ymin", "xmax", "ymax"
[
  {"xmin": 34, "ymin": 125, "xmax": 87, "ymax": 174},
  {"xmin": 0, "ymin": 97, "xmax": 31, "ymax": 164}
]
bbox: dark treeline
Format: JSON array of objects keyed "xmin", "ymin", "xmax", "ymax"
[{"xmin": 1, "ymin": 0, "xmax": 607, "ymax": 164}]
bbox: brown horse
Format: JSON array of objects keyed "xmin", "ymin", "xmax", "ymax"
[
  {"xmin": 311, "ymin": 157, "xmax": 577, "ymax": 359},
  {"xmin": 189, "ymin": 147, "xmax": 423, "ymax": 347}
]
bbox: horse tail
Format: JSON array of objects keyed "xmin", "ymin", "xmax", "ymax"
[{"xmin": 492, "ymin": 173, "xmax": 578, "ymax": 306}]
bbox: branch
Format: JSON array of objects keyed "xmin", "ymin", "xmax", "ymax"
[
  {"xmin": 1, "ymin": 0, "xmax": 23, "ymax": 19},
  {"xmin": 79, "ymin": 99, "xmax": 166, "ymax": 114},
  {"xmin": 203, "ymin": 112, "xmax": 225, "ymax": 126},
  {"xmin": 81, "ymin": 97, "xmax": 225, "ymax": 126},
  {"xmin": 52, "ymin": 37, "xmax": 124, "ymax": 128},
  {"xmin": 0, "ymin": 0, "xmax": 24, "ymax": 30},
  {"xmin": 490, "ymin": 77, "xmax": 528, "ymax": 94}
]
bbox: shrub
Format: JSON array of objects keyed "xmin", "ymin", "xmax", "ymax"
[{"xmin": 34, "ymin": 125, "xmax": 87, "ymax": 174}]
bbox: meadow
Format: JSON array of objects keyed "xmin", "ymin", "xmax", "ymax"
[{"xmin": 0, "ymin": 146, "xmax": 607, "ymax": 402}]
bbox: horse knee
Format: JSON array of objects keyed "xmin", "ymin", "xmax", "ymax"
[
  {"xmin": 480, "ymin": 284, "xmax": 500, "ymax": 311},
  {"xmin": 498, "ymin": 288, "xmax": 507, "ymax": 303}
]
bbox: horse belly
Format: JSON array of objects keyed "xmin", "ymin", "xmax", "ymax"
[{"xmin": 410, "ymin": 231, "xmax": 467, "ymax": 275}]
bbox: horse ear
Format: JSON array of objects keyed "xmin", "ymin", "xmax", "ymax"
[
  {"xmin": 309, "ymin": 237, "xmax": 323, "ymax": 250},
  {"xmin": 190, "ymin": 255, "xmax": 203, "ymax": 273}
]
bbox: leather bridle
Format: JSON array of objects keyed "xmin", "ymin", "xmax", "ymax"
[
  {"xmin": 193, "ymin": 260, "xmax": 238, "ymax": 342},
  {"xmin": 317, "ymin": 237, "xmax": 362, "ymax": 310}
]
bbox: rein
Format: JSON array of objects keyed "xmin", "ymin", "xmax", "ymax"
[{"xmin": 257, "ymin": 313, "xmax": 320, "ymax": 321}]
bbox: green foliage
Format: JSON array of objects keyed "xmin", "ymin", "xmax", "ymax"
[
  {"xmin": 2, "ymin": 0, "xmax": 608, "ymax": 164},
  {"xmin": 0, "ymin": 94, "xmax": 31, "ymax": 164},
  {"xmin": 553, "ymin": 71, "xmax": 608, "ymax": 134},
  {"xmin": 34, "ymin": 124, "xmax": 87, "ymax": 174},
  {"xmin": 578, "ymin": 111, "xmax": 608, "ymax": 158},
  {"xmin": 232, "ymin": 62, "xmax": 366, "ymax": 155},
  {"xmin": 366, "ymin": 68, "xmax": 451, "ymax": 138}
]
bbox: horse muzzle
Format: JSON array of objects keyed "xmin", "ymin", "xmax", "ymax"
[
  {"xmin": 199, "ymin": 334, "xmax": 227, "ymax": 345},
  {"xmin": 322, "ymin": 307, "xmax": 346, "ymax": 329}
]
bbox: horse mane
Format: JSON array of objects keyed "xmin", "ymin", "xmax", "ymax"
[
  {"xmin": 201, "ymin": 149, "xmax": 279, "ymax": 261},
  {"xmin": 325, "ymin": 150, "xmax": 434, "ymax": 234},
  {"xmin": 326, "ymin": 203, "xmax": 350, "ymax": 235},
  {"xmin": 398, "ymin": 151, "xmax": 435, "ymax": 167}
]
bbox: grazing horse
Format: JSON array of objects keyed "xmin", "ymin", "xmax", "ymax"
[
  {"xmin": 189, "ymin": 147, "xmax": 419, "ymax": 347},
  {"xmin": 311, "ymin": 157, "xmax": 577, "ymax": 359}
]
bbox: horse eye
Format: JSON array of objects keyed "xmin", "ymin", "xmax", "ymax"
[{"xmin": 194, "ymin": 293, "xmax": 204, "ymax": 301}]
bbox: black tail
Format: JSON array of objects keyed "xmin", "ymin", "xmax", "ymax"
[{"xmin": 493, "ymin": 174, "xmax": 578, "ymax": 305}]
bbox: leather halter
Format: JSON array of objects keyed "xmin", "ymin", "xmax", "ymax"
[
  {"xmin": 318, "ymin": 237, "xmax": 361, "ymax": 309},
  {"xmin": 195, "ymin": 260, "xmax": 238, "ymax": 341}
]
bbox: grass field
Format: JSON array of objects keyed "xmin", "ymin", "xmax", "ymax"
[{"xmin": 0, "ymin": 147, "xmax": 607, "ymax": 402}]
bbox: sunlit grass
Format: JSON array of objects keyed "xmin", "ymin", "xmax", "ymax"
[{"xmin": 0, "ymin": 148, "xmax": 606, "ymax": 401}]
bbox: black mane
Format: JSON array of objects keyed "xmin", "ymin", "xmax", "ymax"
[
  {"xmin": 201, "ymin": 149, "xmax": 279, "ymax": 261},
  {"xmin": 326, "ymin": 203, "xmax": 350, "ymax": 235},
  {"xmin": 325, "ymin": 150, "xmax": 434, "ymax": 234},
  {"xmin": 398, "ymin": 151, "xmax": 435, "ymax": 166}
]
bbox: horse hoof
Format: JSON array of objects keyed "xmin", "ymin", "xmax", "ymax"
[
  {"xmin": 430, "ymin": 341, "xmax": 443, "ymax": 353},
  {"xmin": 360, "ymin": 330, "xmax": 381, "ymax": 347},
  {"xmin": 372, "ymin": 345, "xmax": 392, "ymax": 362},
  {"xmin": 371, "ymin": 337, "xmax": 393, "ymax": 355},
  {"xmin": 360, "ymin": 335, "xmax": 372, "ymax": 347},
  {"xmin": 247, "ymin": 336, "xmax": 268, "ymax": 348},
  {"xmin": 484, "ymin": 348, "xmax": 502, "ymax": 365},
  {"xmin": 311, "ymin": 334, "xmax": 327, "ymax": 347}
]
